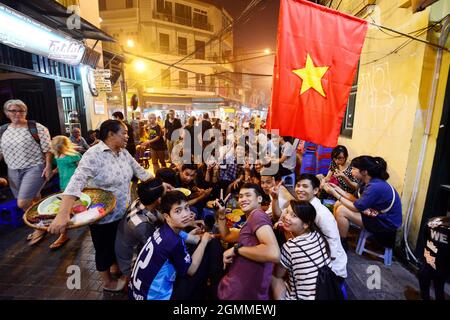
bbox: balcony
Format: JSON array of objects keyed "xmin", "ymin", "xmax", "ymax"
[
  {"xmin": 100, "ymin": 8, "xmax": 138, "ymax": 21},
  {"xmin": 152, "ymin": 11, "xmax": 213, "ymax": 32}
]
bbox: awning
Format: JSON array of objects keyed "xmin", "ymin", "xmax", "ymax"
[{"xmin": 0, "ymin": 0, "xmax": 115, "ymax": 42}]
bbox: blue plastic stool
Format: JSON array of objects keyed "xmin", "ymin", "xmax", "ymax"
[
  {"xmin": 356, "ymin": 229, "xmax": 393, "ymax": 266},
  {"xmin": 281, "ymin": 172, "xmax": 296, "ymax": 187},
  {"xmin": 0, "ymin": 199, "xmax": 24, "ymax": 227}
]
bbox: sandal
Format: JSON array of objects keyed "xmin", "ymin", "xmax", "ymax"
[
  {"xmin": 28, "ymin": 230, "xmax": 47, "ymax": 246},
  {"xmin": 49, "ymin": 235, "xmax": 70, "ymax": 250},
  {"xmin": 26, "ymin": 233, "xmax": 35, "ymax": 241},
  {"xmin": 103, "ymin": 278, "xmax": 127, "ymax": 292}
]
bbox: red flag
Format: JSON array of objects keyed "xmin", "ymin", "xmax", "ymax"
[{"xmin": 267, "ymin": 0, "xmax": 368, "ymax": 147}]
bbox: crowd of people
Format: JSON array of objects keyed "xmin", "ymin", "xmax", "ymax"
[{"xmin": 0, "ymin": 100, "xmax": 403, "ymax": 300}]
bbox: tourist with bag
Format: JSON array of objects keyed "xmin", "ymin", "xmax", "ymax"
[{"xmin": 0, "ymin": 99, "xmax": 52, "ymax": 245}]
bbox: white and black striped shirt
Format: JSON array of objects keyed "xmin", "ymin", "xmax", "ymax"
[{"xmin": 280, "ymin": 231, "xmax": 331, "ymax": 300}]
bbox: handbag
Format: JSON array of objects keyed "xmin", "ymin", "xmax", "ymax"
[
  {"xmin": 361, "ymin": 183, "xmax": 396, "ymax": 217},
  {"xmin": 290, "ymin": 234, "xmax": 344, "ymax": 300}
]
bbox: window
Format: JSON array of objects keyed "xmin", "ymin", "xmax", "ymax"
[
  {"xmin": 156, "ymin": 0, "xmax": 165, "ymax": 12},
  {"xmin": 193, "ymin": 9, "xmax": 208, "ymax": 30},
  {"xmin": 222, "ymin": 14, "xmax": 231, "ymax": 29},
  {"xmin": 162, "ymin": 68, "xmax": 171, "ymax": 87},
  {"xmin": 340, "ymin": 63, "xmax": 360, "ymax": 138},
  {"xmin": 126, "ymin": 0, "xmax": 133, "ymax": 8},
  {"xmin": 178, "ymin": 37, "xmax": 187, "ymax": 55},
  {"xmin": 209, "ymin": 76, "xmax": 216, "ymax": 92},
  {"xmin": 195, "ymin": 40, "xmax": 205, "ymax": 60},
  {"xmin": 159, "ymin": 33, "xmax": 170, "ymax": 53},
  {"xmin": 99, "ymin": 0, "xmax": 106, "ymax": 11},
  {"xmin": 175, "ymin": 3, "xmax": 191, "ymax": 26},
  {"xmin": 179, "ymin": 71, "xmax": 188, "ymax": 89},
  {"xmin": 156, "ymin": 0, "xmax": 172, "ymax": 15},
  {"xmin": 222, "ymin": 49, "xmax": 232, "ymax": 62},
  {"xmin": 196, "ymin": 73, "xmax": 205, "ymax": 91}
]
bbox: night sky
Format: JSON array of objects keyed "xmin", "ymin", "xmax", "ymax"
[{"xmin": 212, "ymin": 0, "xmax": 280, "ymax": 52}]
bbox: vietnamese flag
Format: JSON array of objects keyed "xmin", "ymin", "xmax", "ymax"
[{"xmin": 267, "ymin": 0, "xmax": 368, "ymax": 147}]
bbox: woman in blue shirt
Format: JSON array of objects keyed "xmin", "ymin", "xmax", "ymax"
[{"xmin": 323, "ymin": 156, "xmax": 402, "ymax": 250}]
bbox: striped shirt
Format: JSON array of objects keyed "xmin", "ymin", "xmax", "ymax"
[{"xmin": 280, "ymin": 231, "xmax": 331, "ymax": 300}]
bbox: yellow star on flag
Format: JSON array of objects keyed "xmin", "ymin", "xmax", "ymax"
[{"xmin": 292, "ymin": 54, "xmax": 329, "ymax": 97}]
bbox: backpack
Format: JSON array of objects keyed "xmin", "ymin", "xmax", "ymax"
[
  {"xmin": 0, "ymin": 120, "xmax": 42, "ymax": 152},
  {"xmin": 292, "ymin": 235, "xmax": 344, "ymax": 300}
]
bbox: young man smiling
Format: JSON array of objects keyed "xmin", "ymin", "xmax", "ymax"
[
  {"xmin": 216, "ymin": 183, "xmax": 280, "ymax": 300},
  {"xmin": 128, "ymin": 191, "xmax": 212, "ymax": 300},
  {"xmin": 273, "ymin": 174, "xmax": 347, "ymax": 280}
]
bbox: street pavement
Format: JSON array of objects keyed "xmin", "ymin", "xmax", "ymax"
[{"xmin": 1, "ymin": 222, "xmax": 446, "ymax": 300}]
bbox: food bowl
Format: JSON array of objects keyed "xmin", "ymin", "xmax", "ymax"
[
  {"xmin": 173, "ymin": 188, "xmax": 191, "ymax": 196},
  {"xmin": 37, "ymin": 193, "xmax": 91, "ymax": 215}
]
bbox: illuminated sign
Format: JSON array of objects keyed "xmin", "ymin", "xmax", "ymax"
[{"xmin": 0, "ymin": 4, "xmax": 85, "ymax": 65}]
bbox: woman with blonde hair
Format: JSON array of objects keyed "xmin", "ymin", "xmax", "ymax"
[{"xmin": 48, "ymin": 135, "xmax": 82, "ymax": 249}]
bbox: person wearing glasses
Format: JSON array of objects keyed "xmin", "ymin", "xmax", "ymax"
[
  {"xmin": 0, "ymin": 99, "xmax": 52, "ymax": 245},
  {"xmin": 318, "ymin": 145, "xmax": 360, "ymax": 195}
]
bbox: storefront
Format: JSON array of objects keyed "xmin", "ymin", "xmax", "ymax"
[{"xmin": 0, "ymin": 1, "xmax": 114, "ymax": 137}]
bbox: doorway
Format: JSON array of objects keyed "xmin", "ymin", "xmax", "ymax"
[
  {"xmin": 0, "ymin": 71, "xmax": 63, "ymax": 136},
  {"xmin": 416, "ymin": 70, "xmax": 450, "ymax": 257}
]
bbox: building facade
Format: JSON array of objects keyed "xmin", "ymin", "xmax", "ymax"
[
  {"xmin": 0, "ymin": 0, "xmax": 113, "ymax": 135},
  {"xmin": 99, "ymin": 0, "xmax": 239, "ymax": 121},
  {"xmin": 328, "ymin": 0, "xmax": 449, "ymax": 262}
]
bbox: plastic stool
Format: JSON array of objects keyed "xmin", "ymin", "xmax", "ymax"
[
  {"xmin": 0, "ymin": 199, "xmax": 24, "ymax": 227},
  {"xmin": 356, "ymin": 229, "xmax": 393, "ymax": 266},
  {"xmin": 281, "ymin": 172, "xmax": 296, "ymax": 187}
]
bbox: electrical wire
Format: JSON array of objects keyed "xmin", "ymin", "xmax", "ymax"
[
  {"xmin": 361, "ymin": 16, "xmax": 445, "ymax": 66},
  {"xmin": 180, "ymin": 53, "xmax": 275, "ymax": 65},
  {"xmin": 146, "ymin": 0, "xmax": 268, "ymax": 83}
]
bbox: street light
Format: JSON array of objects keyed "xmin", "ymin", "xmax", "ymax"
[
  {"xmin": 127, "ymin": 39, "xmax": 135, "ymax": 47},
  {"xmin": 264, "ymin": 48, "xmax": 271, "ymax": 54},
  {"xmin": 135, "ymin": 60, "xmax": 145, "ymax": 73}
]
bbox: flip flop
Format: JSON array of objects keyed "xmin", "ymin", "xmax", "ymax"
[
  {"xmin": 26, "ymin": 233, "xmax": 35, "ymax": 241},
  {"xmin": 28, "ymin": 231, "xmax": 47, "ymax": 246},
  {"xmin": 103, "ymin": 278, "xmax": 127, "ymax": 292},
  {"xmin": 49, "ymin": 236, "xmax": 70, "ymax": 250}
]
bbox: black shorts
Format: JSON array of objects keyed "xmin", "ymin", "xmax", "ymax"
[
  {"xmin": 361, "ymin": 214, "xmax": 390, "ymax": 233},
  {"xmin": 361, "ymin": 214, "xmax": 397, "ymax": 248},
  {"xmin": 89, "ymin": 220, "xmax": 120, "ymax": 272}
]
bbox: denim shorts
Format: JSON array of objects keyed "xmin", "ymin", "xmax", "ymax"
[{"xmin": 8, "ymin": 163, "xmax": 46, "ymax": 200}]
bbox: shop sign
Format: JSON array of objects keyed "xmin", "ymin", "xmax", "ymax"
[
  {"xmin": 86, "ymin": 67, "xmax": 99, "ymax": 97},
  {"xmin": 0, "ymin": 4, "xmax": 85, "ymax": 65},
  {"xmin": 192, "ymin": 97, "xmax": 224, "ymax": 103},
  {"xmin": 94, "ymin": 100, "xmax": 105, "ymax": 115},
  {"xmin": 94, "ymin": 69, "xmax": 111, "ymax": 79},
  {"xmin": 94, "ymin": 69, "xmax": 112, "ymax": 93}
]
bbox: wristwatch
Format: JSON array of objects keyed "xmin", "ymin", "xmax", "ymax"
[{"xmin": 233, "ymin": 243, "xmax": 243, "ymax": 256}]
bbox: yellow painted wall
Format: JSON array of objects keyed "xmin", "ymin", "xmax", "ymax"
[
  {"xmin": 338, "ymin": 0, "xmax": 430, "ymax": 195},
  {"xmin": 402, "ymin": 8, "xmax": 450, "ymax": 249},
  {"xmin": 334, "ymin": 0, "xmax": 450, "ymax": 251}
]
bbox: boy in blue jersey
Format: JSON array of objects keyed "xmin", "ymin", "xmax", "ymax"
[{"xmin": 128, "ymin": 191, "xmax": 213, "ymax": 300}]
